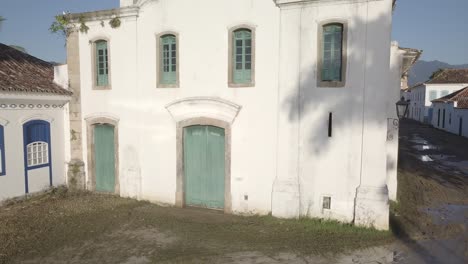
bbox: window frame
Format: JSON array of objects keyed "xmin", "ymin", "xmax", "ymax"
[
  {"xmin": 317, "ymin": 21, "xmax": 348, "ymax": 88},
  {"xmin": 228, "ymin": 25, "xmax": 256, "ymax": 88},
  {"xmin": 26, "ymin": 141, "xmax": 49, "ymax": 167},
  {"xmin": 156, "ymin": 32, "xmax": 180, "ymax": 88},
  {"xmin": 91, "ymin": 38, "xmax": 112, "ymax": 90},
  {"xmin": 23, "ymin": 120, "xmax": 51, "ymax": 171},
  {"xmin": 0, "ymin": 125, "xmax": 5, "ymax": 176}
]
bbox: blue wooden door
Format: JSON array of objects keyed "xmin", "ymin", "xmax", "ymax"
[
  {"xmin": 184, "ymin": 125, "xmax": 225, "ymax": 209},
  {"xmin": 23, "ymin": 120, "xmax": 52, "ymax": 194},
  {"xmin": 94, "ymin": 124, "xmax": 115, "ymax": 193}
]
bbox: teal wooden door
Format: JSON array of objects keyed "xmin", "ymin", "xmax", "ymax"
[
  {"xmin": 184, "ymin": 125, "xmax": 225, "ymax": 209},
  {"xmin": 94, "ymin": 124, "xmax": 115, "ymax": 193}
]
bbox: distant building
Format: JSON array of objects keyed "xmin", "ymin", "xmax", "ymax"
[
  {"xmin": 407, "ymin": 69, "xmax": 468, "ymax": 123},
  {"xmin": 431, "ymin": 86, "xmax": 468, "ymax": 137},
  {"xmin": 0, "ymin": 43, "xmax": 71, "ymax": 200},
  {"xmin": 398, "ymin": 47, "xmax": 422, "ymax": 90}
]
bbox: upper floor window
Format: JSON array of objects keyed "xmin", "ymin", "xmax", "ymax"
[
  {"xmin": 95, "ymin": 40, "xmax": 109, "ymax": 88},
  {"xmin": 229, "ymin": 26, "xmax": 255, "ymax": 87},
  {"xmin": 318, "ymin": 22, "xmax": 347, "ymax": 87},
  {"xmin": 0, "ymin": 125, "xmax": 5, "ymax": 176},
  {"xmin": 158, "ymin": 33, "xmax": 179, "ymax": 87},
  {"xmin": 441, "ymin": 90, "xmax": 449, "ymax": 97}
]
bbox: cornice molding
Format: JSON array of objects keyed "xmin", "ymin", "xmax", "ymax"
[
  {"xmin": 69, "ymin": 6, "xmax": 139, "ymax": 23},
  {"xmin": 0, "ymin": 92, "xmax": 71, "ymax": 102},
  {"xmin": 275, "ymin": 0, "xmax": 384, "ymax": 7},
  {"xmin": 0, "ymin": 103, "xmax": 65, "ymax": 110}
]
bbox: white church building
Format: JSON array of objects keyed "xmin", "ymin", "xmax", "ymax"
[{"xmin": 0, "ymin": 0, "xmax": 412, "ymax": 231}]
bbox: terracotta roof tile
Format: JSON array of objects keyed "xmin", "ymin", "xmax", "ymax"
[
  {"xmin": 432, "ymin": 86, "xmax": 468, "ymax": 109},
  {"xmin": 0, "ymin": 43, "xmax": 72, "ymax": 96},
  {"xmin": 427, "ymin": 69, "xmax": 468, "ymax": 84}
]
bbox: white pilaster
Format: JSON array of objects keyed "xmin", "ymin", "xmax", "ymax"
[
  {"xmin": 272, "ymin": 7, "xmax": 302, "ymax": 219},
  {"xmin": 354, "ymin": 0, "xmax": 393, "ymax": 230}
]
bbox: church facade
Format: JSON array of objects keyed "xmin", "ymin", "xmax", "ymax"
[{"xmin": 64, "ymin": 0, "xmax": 406, "ymax": 230}]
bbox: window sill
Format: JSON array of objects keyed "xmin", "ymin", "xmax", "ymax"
[
  {"xmin": 157, "ymin": 83, "xmax": 180, "ymax": 88},
  {"xmin": 317, "ymin": 81, "xmax": 345, "ymax": 88},
  {"xmin": 93, "ymin": 85, "xmax": 112, "ymax": 90},
  {"xmin": 228, "ymin": 82, "xmax": 255, "ymax": 88}
]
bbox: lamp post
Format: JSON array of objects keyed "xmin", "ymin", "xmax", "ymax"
[{"xmin": 396, "ymin": 97, "xmax": 410, "ymax": 119}]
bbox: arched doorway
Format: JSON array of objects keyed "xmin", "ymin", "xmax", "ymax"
[
  {"xmin": 176, "ymin": 118, "xmax": 232, "ymax": 213},
  {"xmin": 86, "ymin": 117, "xmax": 119, "ymax": 194},
  {"xmin": 184, "ymin": 125, "xmax": 225, "ymax": 209},
  {"xmin": 23, "ymin": 120, "xmax": 52, "ymax": 193}
]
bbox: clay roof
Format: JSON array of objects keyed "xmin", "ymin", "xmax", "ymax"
[
  {"xmin": 0, "ymin": 43, "xmax": 71, "ymax": 96},
  {"xmin": 427, "ymin": 69, "xmax": 468, "ymax": 84},
  {"xmin": 432, "ymin": 86, "xmax": 468, "ymax": 109}
]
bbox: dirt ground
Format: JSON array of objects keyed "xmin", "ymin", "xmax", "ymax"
[
  {"xmin": 0, "ymin": 189, "xmax": 393, "ymax": 264},
  {"xmin": 391, "ymin": 119, "xmax": 468, "ymax": 263},
  {"xmin": 0, "ymin": 119, "xmax": 467, "ymax": 264}
]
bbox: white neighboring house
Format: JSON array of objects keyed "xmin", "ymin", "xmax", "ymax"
[
  {"xmin": 431, "ymin": 86, "xmax": 468, "ymax": 137},
  {"xmin": 0, "ymin": 43, "xmax": 71, "ymax": 201},
  {"xmin": 64, "ymin": 0, "xmax": 407, "ymax": 230},
  {"xmin": 407, "ymin": 69, "xmax": 468, "ymax": 123}
]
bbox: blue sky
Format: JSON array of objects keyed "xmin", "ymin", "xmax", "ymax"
[{"xmin": 0, "ymin": 0, "xmax": 467, "ymax": 64}]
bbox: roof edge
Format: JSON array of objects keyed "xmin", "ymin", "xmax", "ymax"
[{"xmin": 69, "ymin": 6, "xmax": 139, "ymax": 22}]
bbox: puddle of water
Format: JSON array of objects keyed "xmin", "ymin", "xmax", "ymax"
[
  {"xmin": 422, "ymin": 204, "xmax": 468, "ymax": 226},
  {"xmin": 412, "ymin": 145, "xmax": 438, "ymax": 151},
  {"xmin": 441, "ymin": 160, "xmax": 468, "ymax": 175},
  {"xmin": 420, "ymin": 155, "xmax": 434, "ymax": 162},
  {"xmin": 410, "ymin": 135, "xmax": 430, "ymax": 145}
]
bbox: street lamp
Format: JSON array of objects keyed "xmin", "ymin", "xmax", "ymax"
[{"xmin": 396, "ymin": 97, "xmax": 410, "ymax": 119}]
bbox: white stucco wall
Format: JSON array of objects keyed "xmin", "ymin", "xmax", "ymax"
[
  {"xmin": 386, "ymin": 43, "xmax": 404, "ymax": 202},
  {"xmin": 73, "ymin": 0, "xmax": 396, "ymax": 229},
  {"xmin": 53, "ymin": 64, "xmax": 69, "ymax": 89},
  {"xmin": 432, "ymin": 102, "xmax": 468, "ymax": 138},
  {"xmin": 0, "ymin": 106, "xmax": 67, "ymax": 201},
  {"xmin": 78, "ymin": 0, "xmax": 280, "ymax": 213}
]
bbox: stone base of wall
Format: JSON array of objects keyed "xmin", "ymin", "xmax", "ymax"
[
  {"xmin": 67, "ymin": 159, "xmax": 86, "ymax": 190},
  {"xmin": 271, "ymin": 179, "xmax": 300, "ymax": 218},
  {"xmin": 354, "ymin": 185, "xmax": 389, "ymax": 230}
]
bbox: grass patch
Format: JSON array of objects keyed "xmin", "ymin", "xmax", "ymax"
[{"xmin": 0, "ymin": 189, "xmax": 394, "ymax": 263}]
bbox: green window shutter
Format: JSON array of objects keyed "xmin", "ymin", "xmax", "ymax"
[
  {"xmin": 233, "ymin": 29, "xmax": 252, "ymax": 84},
  {"xmin": 160, "ymin": 35, "xmax": 177, "ymax": 85},
  {"xmin": 429, "ymin": 91, "xmax": 438, "ymax": 101},
  {"xmin": 96, "ymin": 41, "xmax": 109, "ymax": 86},
  {"xmin": 322, "ymin": 24, "xmax": 343, "ymax": 82}
]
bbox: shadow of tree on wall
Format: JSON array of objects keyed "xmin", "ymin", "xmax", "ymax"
[
  {"xmin": 280, "ymin": 3, "xmax": 448, "ymax": 260},
  {"xmin": 282, "ymin": 8, "xmax": 392, "ymax": 156}
]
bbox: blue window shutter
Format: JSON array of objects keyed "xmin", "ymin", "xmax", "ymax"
[
  {"xmin": 0, "ymin": 125, "xmax": 5, "ymax": 176},
  {"xmin": 24, "ymin": 122, "xmax": 49, "ymax": 144},
  {"xmin": 160, "ymin": 35, "xmax": 177, "ymax": 85},
  {"xmin": 322, "ymin": 24, "xmax": 343, "ymax": 82},
  {"xmin": 96, "ymin": 41, "xmax": 109, "ymax": 86},
  {"xmin": 233, "ymin": 29, "xmax": 252, "ymax": 84}
]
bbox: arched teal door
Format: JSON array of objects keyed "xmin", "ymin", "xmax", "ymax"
[
  {"xmin": 184, "ymin": 125, "xmax": 225, "ymax": 209},
  {"xmin": 94, "ymin": 124, "xmax": 115, "ymax": 193}
]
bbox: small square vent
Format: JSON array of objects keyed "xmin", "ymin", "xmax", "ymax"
[{"xmin": 322, "ymin": 196, "xmax": 331, "ymax": 210}]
